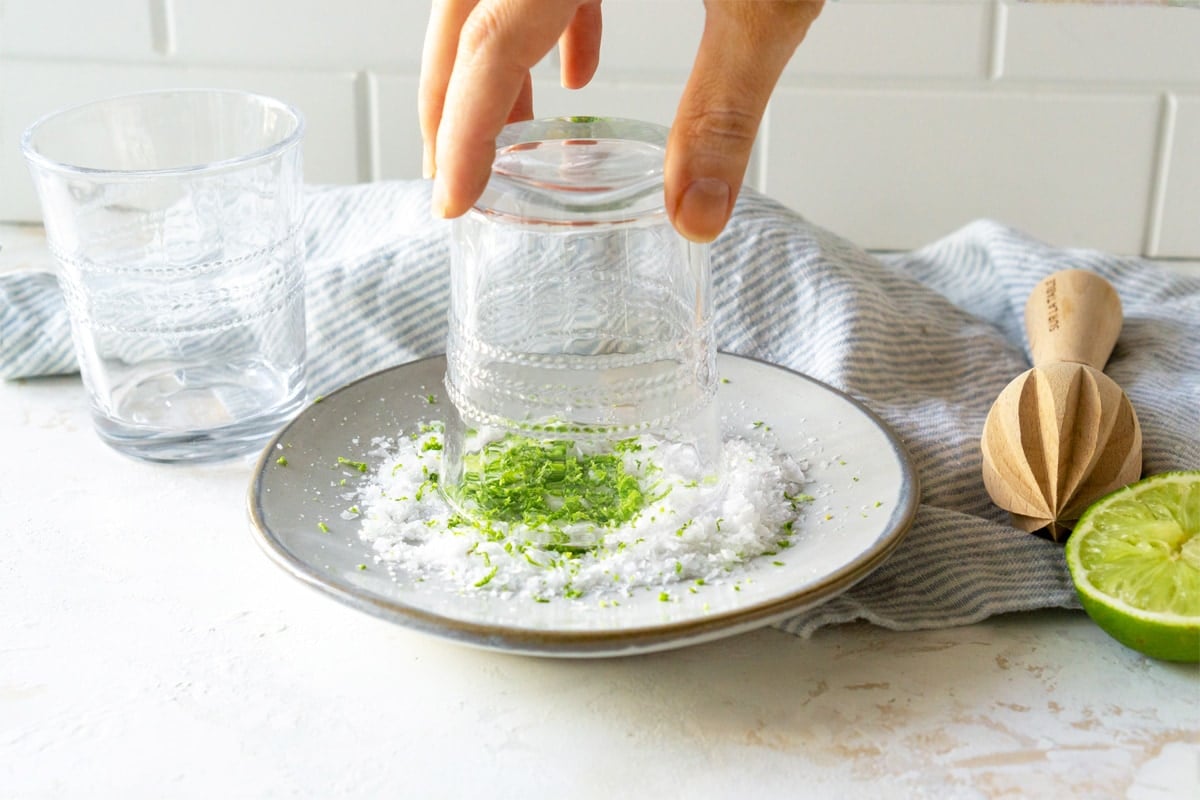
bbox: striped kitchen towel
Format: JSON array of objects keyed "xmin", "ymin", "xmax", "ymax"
[{"xmin": 3, "ymin": 180, "xmax": 1198, "ymax": 635}]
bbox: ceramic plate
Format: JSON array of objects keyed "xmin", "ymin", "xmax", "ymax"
[{"xmin": 248, "ymin": 354, "xmax": 918, "ymax": 657}]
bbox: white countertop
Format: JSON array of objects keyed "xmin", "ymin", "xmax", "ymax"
[{"xmin": 2, "ymin": 224, "xmax": 1198, "ymax": 799}]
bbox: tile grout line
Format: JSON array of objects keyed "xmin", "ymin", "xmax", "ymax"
[
  {"xmin": 150, "ymin": 0, "xmax": 177, "ymax": 57},
  {"xmin": 355, "ymin": 70, "xmax": 382, "ymax": 183},
  {"xmin": 754, "ymin": 103, "xmax": 771, "ymax": 197},
  {"xmin": 988, "ymin": 0, "xmax": 1007, "ymax": 81},
  {"xmin": 1142, "ymin": 91, "xmax": 1176, "ymax": 258}
]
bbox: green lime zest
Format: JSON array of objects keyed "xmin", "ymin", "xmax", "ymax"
[
  {"xmin": 337, "ymin": 457, "xmax": 369, "ymax": 473},
  {"xmin": 414, "ymin": 472, "xmax": 439, "ymax": 501},
  {"xmin": 448, "ymin": 435, "xmax": 649, "ymax": 535},
  {"xmin": 786, "ymin": 492, "xmax": 815, "ymax": 507}
]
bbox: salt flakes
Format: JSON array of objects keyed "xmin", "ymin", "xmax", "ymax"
[{"xmin": 356, "ymin": 424, "xmax": 807, "ymax": 602}]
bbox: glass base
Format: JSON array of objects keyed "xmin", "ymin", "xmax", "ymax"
[
  {"xmin": 93, "ymin": 394, "xmax": 304, "ymax": 464},
  {"xmin": 88, "ymin": 359, "xmax": 306, "ymax": 463}
]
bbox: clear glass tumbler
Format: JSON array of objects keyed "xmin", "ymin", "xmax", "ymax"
[
  {"xmin": 442, "ymin": 117, "xmax": 721, "ymax": 545},
  {"xmin": 22, "ymin": 89, "xmax": 307, "ymax": 463}
]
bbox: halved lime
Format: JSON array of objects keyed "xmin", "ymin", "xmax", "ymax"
[{"xmin": 1065, "ymin": 471, "xmax": 1200, "ymax": 662}]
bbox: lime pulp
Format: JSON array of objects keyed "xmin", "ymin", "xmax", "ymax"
[{"xmin": 1065, "ymin": 470, "xmax": 1200, "ymax": 663}]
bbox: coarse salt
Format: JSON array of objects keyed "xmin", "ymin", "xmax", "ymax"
[{"xmin": 355, "ymin": 423, "xmax": 808, "ymax": 602}]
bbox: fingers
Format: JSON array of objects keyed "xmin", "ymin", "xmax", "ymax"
[
  {"xmin": 420, "ymin": 0, "xmax": 537, "ymax": 177},
  {"xmin": 429, "ymin": 0, "xmax": 590, "ymax": 218},
  {"xmin": 666, "ymin": 0, "xmax": 823, "ymax": 242},
  {"xmin": 558, "ymin": 0, "xmax": 603, "ymax": 89},
  {"xmin": 508, "ymin": 72, "xmax": 535, "ymax": 125},
  {"xmin": 419, "ymin": 0, "xmax": 479, "ymax": 179},
  {"xmin": 422, "ymin": 0, "xmax": 816, "ymax": 235}
]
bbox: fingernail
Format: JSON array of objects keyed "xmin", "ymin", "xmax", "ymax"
[
  {"xmin": 431, "ymin": 177, "xmax": 449, "ymax": 218},
  {"xmin": 675, "ymin": 178, "xmax": 731, "ymax": 243}
]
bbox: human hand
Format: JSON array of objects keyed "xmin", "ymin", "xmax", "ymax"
[{"xmin": 420, "ymin": 0, "xmax": 824, "ymax": 243}]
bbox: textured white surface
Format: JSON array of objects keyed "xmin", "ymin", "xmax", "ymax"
[{"xmin": 2, "ymin": 228, "xmax": 1198, "ymax": 799}]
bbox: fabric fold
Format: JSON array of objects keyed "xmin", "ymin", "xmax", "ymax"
[{"xmin": 3, "ymin": 180, "xmax": 1197, "ymax": 635}]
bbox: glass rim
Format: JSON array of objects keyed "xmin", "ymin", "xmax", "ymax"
[
  {"xmin": 473, "ymin": 116, "xmax": 670, "ymax": 224},
  {"xmin": 494, "ymin": 116, "xmax": 669, "ymax": 150},
  {"xmin": 20, "ymin": 88, "xmax": 306, "ymax": 179}
]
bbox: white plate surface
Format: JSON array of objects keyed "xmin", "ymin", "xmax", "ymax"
[{"xmin": 248, "ymin": 354, "xmax": 918, "ymax": 657}]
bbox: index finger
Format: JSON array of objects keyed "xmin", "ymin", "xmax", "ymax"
[
  {"xmin": 432, "ymin": 0, "xmax": 589, "ymax": 218},
  {"xmin": 419, "ymin": 0, "xmax": 481, "ymax": 178}
]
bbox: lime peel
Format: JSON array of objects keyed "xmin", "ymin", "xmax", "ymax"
[{"xmin": 449, "ymin": 435, "xmax": 647, "ymax": 534}]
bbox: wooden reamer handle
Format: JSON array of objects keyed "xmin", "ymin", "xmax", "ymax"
[{"xmin": 1024, "ymin": 269, "xmax": 1123, "ymax": 370}]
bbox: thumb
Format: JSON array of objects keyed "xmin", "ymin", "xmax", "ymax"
[{"xmin": 666, "ymin": 1, "xmax": 823, "ymax": 243}]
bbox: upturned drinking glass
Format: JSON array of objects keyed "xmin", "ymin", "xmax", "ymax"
[
  {"xmin": 22, "ymin": 89, "xmax": 307, "ymax": 463},
  {"xmin": 442, "ymin": 117, "xmax": 721, "ymax": 544}
]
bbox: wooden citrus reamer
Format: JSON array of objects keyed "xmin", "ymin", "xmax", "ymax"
[{"xmin": 981, "ymin": 269, "xmax": 1142, "ymax": 542}]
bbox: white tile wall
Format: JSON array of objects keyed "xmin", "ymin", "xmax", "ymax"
[
  {"xmin": 784, "ymin": 1, "xmax": 993, "ymax": 80},
  {"xmin": 766, "ymin": 88, "xmax": 1161, "ymax": 252},
  {"xmin": 170, "ymin": 0, "xmax": 427, "ymax": 69},
  {"xmin": 1002, "ymin": 2, "xmax": 1200, "ymax": 84},
  {"xmin": 0, "ymin": 0, "xmax": 160, "ymax": 59},
  {"xmin": 580, "ymin": 1, "xmax": 705, "ymax": 79},
  {"xmin": 374, "ymin": 73, "xmax": 421, "ymax": 181},
  {"xmin": 1, "ymin": 61, "xmax": 362, "ymax": 216},
  {"xmin": 2, "ymin": 0, "xmax": 1198, "ymax": 257}
]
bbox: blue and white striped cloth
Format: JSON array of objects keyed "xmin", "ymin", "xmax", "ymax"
[{"xmin": 4, "ymin": 181, "xmax": 1198, "ymax": 636}]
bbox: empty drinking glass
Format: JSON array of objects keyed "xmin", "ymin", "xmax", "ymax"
[{"xmin": 22, "ymin": 89, "xmax": 307, "ymax": 463}]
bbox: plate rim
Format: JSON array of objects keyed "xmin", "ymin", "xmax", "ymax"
[{"xmin": 247, "ymin": 352, "xmax": 920, "ymax": 657}]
